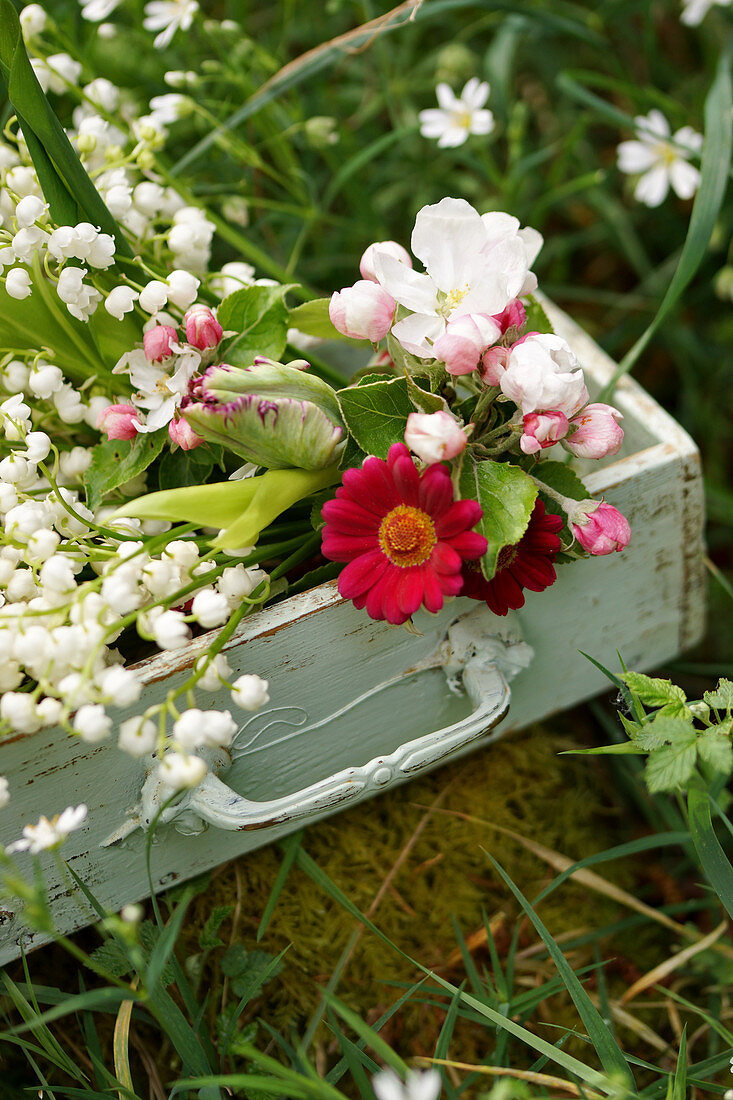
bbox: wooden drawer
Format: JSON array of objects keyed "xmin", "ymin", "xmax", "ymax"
[{"xmin": 0, "ymin": 301, "xmax": 705, "ymax": 964}]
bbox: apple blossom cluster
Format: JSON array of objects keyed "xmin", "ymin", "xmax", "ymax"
[{"xmin": 324, "ymin": 197, "xmax": 631, "ymax": 625}]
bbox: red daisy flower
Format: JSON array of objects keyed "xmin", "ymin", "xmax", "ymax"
[
  {"xmin": 461, "ymin": 499, "xmax": 563, "ymax": 616},
  {"xmin": 321, "ymin": 443, "xmax": 487, "ymax": 625}
]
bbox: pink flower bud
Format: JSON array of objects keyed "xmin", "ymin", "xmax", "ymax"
[
  {"xmin": 570, "ymin": 500, "xmax": 631, "ymax": 555},
  {"xmin": 96, "ymin": 403, "xmax": 139, "ymax": 441},
  {"xmin": 404, "ymin": 410, "xmax": 467, "ymax": 465},
  {"xmin": 359, "ymin": 240, "xmax": 413, "ymax": 282},
  {"xmin": 329, "ymin": 281, "xmax": 395, "ymax": 342},
  {"xmin": 143, "ymin": 324, "xmax": 178, "ymax": 362},
  {"xmin": 184, "ymin": 304, "xmax": 223, "ymax": 351},
  {"xmin": 493, "ymin": 299, "xmax": 526, "ymax": 334},
  {"xmin": 520, "ymin": 410, "xmax": 569, "ymax": 455},
  {"xmin": 480, "ymin": 345, "xmax": 511, "ymax": 386},
  {"xmin": 433, "ymin": 313, "xmax": 502, "ymax": 376},
  {"xmin": 169, "ymin": 415, "xmax": 204, "ymax": 451},
  {"xmin": 564, "ymin": 403, "xmax": 624, "ymax": 460}
]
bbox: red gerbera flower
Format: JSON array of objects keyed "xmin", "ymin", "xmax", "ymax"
[
  {"xmin": 461, "ymin": 499, "xmax": 563, "ymax": 616},
  {"xmin": 321, "ymin": 443, "xmax": 487, "ymax": 625}
]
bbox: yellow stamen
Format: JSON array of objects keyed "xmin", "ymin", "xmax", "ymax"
[{"xmin": 379, "ymin": 504, "xmax": 437, "ymax": 568}]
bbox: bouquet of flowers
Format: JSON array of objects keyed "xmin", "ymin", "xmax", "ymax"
[{"xmin": 0, "ymin": 2, "xmax": 630, "ymax": 814}]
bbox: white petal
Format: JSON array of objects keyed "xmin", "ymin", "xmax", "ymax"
[
  {"xmin": 673, "ymin": 125, "xmax": 703, "ymax": 155},
  {"xmin": 437, "ymin": 126, "xmax": 470, "ymax": 147},
  {"xmin": 391, "ymin": 313, "xmax": 445, "ymax": 357},
  {"xmin": 372, "ymin": 1070, "xmax": 405, "ymax": 1100},
  {"xmin": 461, "ymin": 77, "xmax": 490, "ymax": 109},
  {"xmin": 418, "ymin": 109, "xmax": 449, "ymax": 139},
  {"xmin": 634, "ymin": 165, "xmax": 670, "ymax": 207},
  {"xmin": 435, "ymin": 82, "xmax": 458, "ymax": 111},
  {"xmin": 669, "ymin": 158, "xmax": 700, "ymax": 199},
  {"xmin": 637, "ymin": 109, "xmax": 670, "ymax": 140},
  {"xmin": 373, "ymin": 253, "xmax": 438, "ymax": 314},
  {"xmin": 411, "ymin": 197, "xmax": 486, "ymax": 291},
  {"xmin": 617, "ymin": 140, "xmax": 657, "ymax": 173},
  {"xmin": 681, "ymin": 0, "xmax": 715, "ymax": 24},
  {"xmin": 468, "ymin": 109, "xmax": 495, "ymax": 135},
  {"xmin": 519, "ymin": 226, "xmax": 543, "ymax": 266}
]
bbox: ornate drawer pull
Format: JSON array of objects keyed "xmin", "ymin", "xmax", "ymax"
[{"xmin": 102, "ymin": 606, "xmax": 532, "ymax": 845}]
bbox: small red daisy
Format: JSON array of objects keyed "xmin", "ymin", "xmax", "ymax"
[
  {"xmin": 461, "ymin": 499, "xmax": 563, "ymax": 616},
  {"xmin": 321, "ymin": 443, "xmax": 487, "ymax": 625}
]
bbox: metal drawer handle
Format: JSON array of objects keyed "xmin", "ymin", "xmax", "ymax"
[{"xmin": 102, "ymin": 606, "xmax": 532, "ymax": 844}]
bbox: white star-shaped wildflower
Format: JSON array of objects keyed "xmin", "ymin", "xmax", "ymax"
[
  {"xmin": 418, "ymin": 78, "xmax": 494, "ymax": 148},
  {"xmin": 681, "ymin": 0, "xmax": 731, "ymax": 24},
  {"xmin": 6, "ymin": 805, "xmax": 88, "ymax": 854},
  {"xmin": 143, "ymin": 0, "xmax": 199, "ymax": 50},
  {"xmin": 79, "ymin": 0, "xmax": 122, "ymax": 20},
  {"xmin": 617, "ymin": 110, "xmax": 702, "ymax": 207},
  {"xmin": 372, "ymin": 1069, "xmax": 442, "ymax": 1100}
]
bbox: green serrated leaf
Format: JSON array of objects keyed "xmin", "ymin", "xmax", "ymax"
[
  {"xmin": 404, "ymin": 373, "xmax": 449, "ymax": 414},
  {"xmin": 220, "ymin": 945, "xmax": 284, "ymax": 1000},
  {"xmin": 645, "ymin": 738, "xmax": 698, "ymax": 793},
  {"xmin": 619, "ymin": 713, "xmax": 642, "ymax": 739},
  {"xmin": 336, "ymin": 377, "xmax": 413, "ymax": 458},
  {"xmin": 88, "ymin": 939, "xmax": 133, "ymax": 980},
  {"xmin": 338, "ymin": 434, "xmax": 367, "ymax": 471},
  {"xmin": 697, "ymin": 729, "xmax": 733, "ymax": 776},
  {"xmin": 535, "ymin": 459, "xmax": 588, "ymax": 505},
  {"xmin": 84, "ymin": 431, "xmax": 167, "ymax": 512},
  {"xmin": 621, "ymin": 671, "xmax": 687, "ymax": 708},
  {"xmin": 704, "ymin": 678, "xmax": 733, "ymax": 711},
  {"xmin": 198, "ymin": 905, "xmax": 233, "ymax": 951},
  {"xmin": 635, "ymin": 714, "xmax": 697, "ymax": 751},
  {"xmin": 288, "ymin": 298, "xmax": 362, "ymax": 343},
  {"xmin": 458, "ymin": 456, "xmax": 537, "ymax": 579},
  {"xmin": 218, "ymin": 285, "xmax": 291, "ymax": 367}
]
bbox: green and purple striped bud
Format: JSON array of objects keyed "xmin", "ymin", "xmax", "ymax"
[{"xmin": 181, "ymin": 359, "xmax": 344, "ymax": 470}]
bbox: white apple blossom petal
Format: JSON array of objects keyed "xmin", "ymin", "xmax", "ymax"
[
  {"xmin": 372, "ymin": 252, "xmax": 439, "ymax": 314},
  {"xmin": 411, "ymin": 197, "xmax": 488, "ymax": 291},
  {"xmin": 390, "ymin": 313, "xmax": 446, "ymax": 357}
]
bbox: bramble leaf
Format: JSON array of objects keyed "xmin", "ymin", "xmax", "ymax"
[{"xmin": 621, "ymin": 671, "xmax": 687, "ymax": 708}]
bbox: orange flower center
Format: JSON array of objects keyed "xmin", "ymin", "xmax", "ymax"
[{"xmin": 378, "ymin": 504, "xmax": 437, "ymax": 568}]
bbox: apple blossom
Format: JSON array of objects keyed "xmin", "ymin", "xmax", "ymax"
[
  {"xmin": 432, "ymin": 313, "xmax": 502, "ymax": 376},
  {"xmin": 143, "ymin": 324, "xmax": 178, "ymax": 362},
  {"xmin": 570, "ymin": 500, "xmax": 631, "ymax": 555},
  {"xmin": 169, "ymin": 414, "xmax": 203, "ymax": 450},
  {"xmin": 184, "ymin": 304, "xmax": 223, "ymax": 349},
  {"xmin": 564, "ymin": 403, "xmax": 624, "ymax": 460},
  {"xmin": 97, "ymin": 403, "xmax": 139, "ymax": 441},
  {"xmin": 359, "ymin": 240, "xmax": 412, "ymax": 282},
  {"xmin": 329, "ymin": 280, "xmax": 395, "ymax": 342},
  {"xmin": 405, "ymin": 411, "xmax": 468, "ymax": 464},
  {"xmin": 370, "ymin": 198, "xmax": 541, "ymax": 357},
  {"xmin": 520, "ymin": 410, "xmax": 570, "ymax": 455},
  {"xmin": 500, "ymin": 333, "xmax": 588, "ymax": 417}
]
